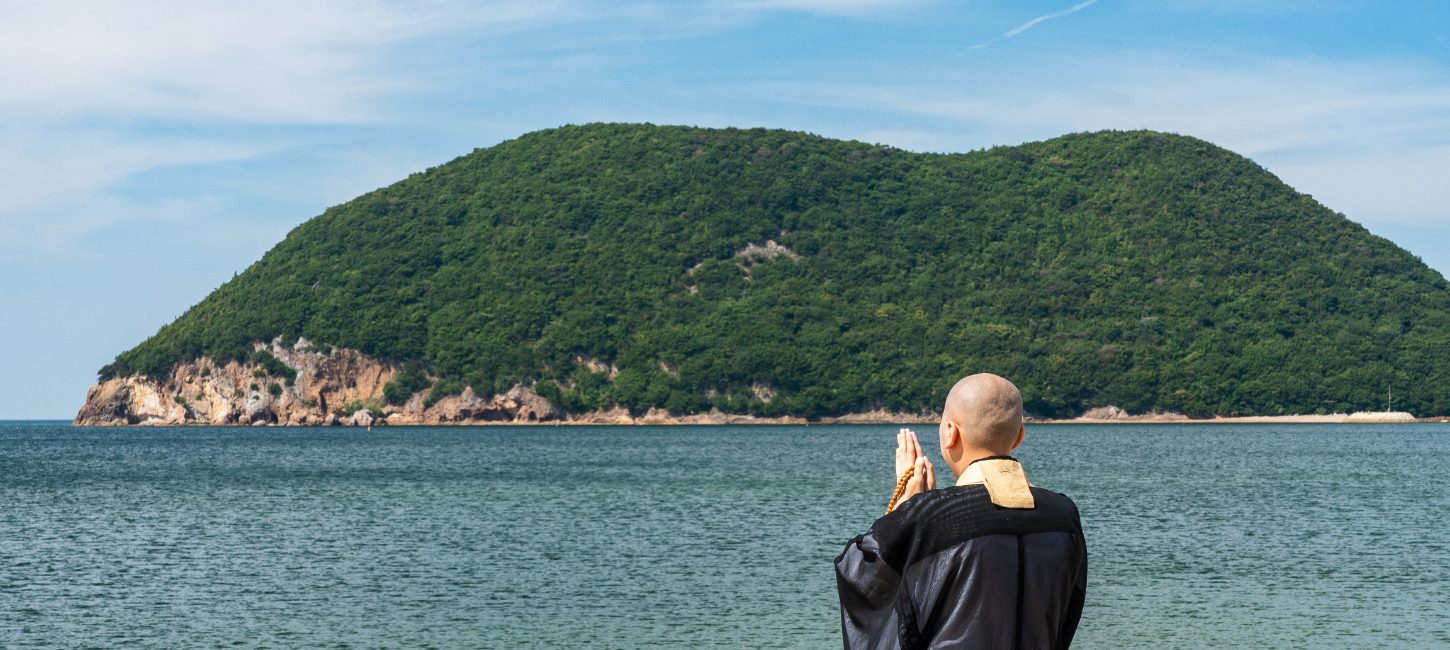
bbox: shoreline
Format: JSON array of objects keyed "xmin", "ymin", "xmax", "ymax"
[
  {"xmin": 74, "ymin": 342, "xmax": 1447, "ymax": 427},
  {"xmin": 70, "ymin": 411, "xmax": 1449, "ymax": 427},
  {"xmin": 1033, "ymin": 415, "xmax": 1447, "ymax": 424}
]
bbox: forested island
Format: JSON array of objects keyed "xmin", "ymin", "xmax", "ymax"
[{"xmin": 77, "ymin": 124, "xmax": 1450, "ymax": 425}]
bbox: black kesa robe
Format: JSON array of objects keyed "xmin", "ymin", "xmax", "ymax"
[{"xmin": 835, "ymin": 480, "xmax": 1087, "ymax": 649}]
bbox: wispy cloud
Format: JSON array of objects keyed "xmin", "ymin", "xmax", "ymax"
[
  {"xmin": 753, "ymin": 54, "xmax": 1450, "ymax": 226},
  {"xmin": 0, "ymin": 0, "xmax": 589, "ymax": 262},
  {"xmin": 0, "ymin": 0, "xmax": 583, "ymax": 124},
  {"xmin": 972, "ymin": 0, "xmax": 1098, "ymax": 49},
  {"xmin": 1003, "ymin": 0, "xmax": 1098, "ymax": 37}
]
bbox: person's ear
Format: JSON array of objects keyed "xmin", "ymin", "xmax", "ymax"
[
  {"xmin": 1010, "ymin": 425, "xmax": 1025, "ymax": 451},
  {"xmin": 940, "ymin": 419, "xmax": 959, "ymax": 450}
]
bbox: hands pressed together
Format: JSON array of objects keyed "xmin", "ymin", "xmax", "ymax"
[{"xmin": 891, "ymin": 428, "xmax": 937, "ymax": 510}]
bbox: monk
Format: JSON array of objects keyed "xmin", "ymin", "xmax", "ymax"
[{"xmin": 835, "ymin": 373, "xmax": 1087, "ymax": 648}]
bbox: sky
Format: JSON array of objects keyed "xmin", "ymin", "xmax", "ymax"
[{"xmin": 3, "ymin": 0, "xmax": 1449, "ymax": 419}]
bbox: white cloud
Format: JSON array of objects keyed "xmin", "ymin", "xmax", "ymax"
[
  {"xmin": 1272, "ymin": 144, "xmax": 1450, "ymax": 225},
  {"xmin": 0, "ymin": 0, "xmax": 582, "ymax": 124},
  {"xmin": 0, "ymin": 125, "xmax": 282, "ymax": 265},
  {"xmin": 759, "ymin": 54, "xmax": 1450, "ymax": 226},
  {"xmin": 0, "ymin": 129, "xmax": 272, "ymax": 215},
  {"xmin": 0, "ymin": 0, "xmax": 590, "ymax": 262}
]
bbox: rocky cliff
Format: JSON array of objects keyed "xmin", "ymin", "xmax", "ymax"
[
  {"xmin": 74, "ymin": 338, "xmax": 560, "ymax": 426},
  {"xmin": 75, "ymin": 338, "xmax": 934, "ymax": 426}
]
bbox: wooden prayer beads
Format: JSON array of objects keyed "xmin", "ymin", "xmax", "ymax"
[{"xmin": 885, "ymin": 466, "xmax": 915, "ymax": 514}]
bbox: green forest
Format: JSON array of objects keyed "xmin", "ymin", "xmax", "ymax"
[{"xmin": 99, "ymin": 124, "xmax": 1450, "ymax": 417}]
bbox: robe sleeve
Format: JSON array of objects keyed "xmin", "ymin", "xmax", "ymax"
[
  {"xmin": 1056, "ymin": 532, "xmax": 1088, "ymax": 649},
  {"xmin": 835, "ymin": 528, "xmax": 903, "ymax": 649}
]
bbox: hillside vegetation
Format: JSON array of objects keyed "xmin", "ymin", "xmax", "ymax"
[{"xmin": 99, "ymin": 124, "xmax": 1450, "ymax": 417}]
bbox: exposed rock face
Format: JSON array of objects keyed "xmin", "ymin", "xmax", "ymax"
[
  {"xmin": 733, "ymin": 239, "xmax": 799, "ymax": 278},
  {"xmin": 1078, "ymin": 405, "xmax": 1128, "ymax": 420},
  {"xmin": 75, "ymin": 337, "xmax": 939, "ymax": 426},
  {"xmin": 1069, "ymin": 406, "xmax": 1189, "ymax": 422},
  {"xmin": 733, "ymin": 239, "xmax": 800, "ymax": 263},
  {"xmin": 572, "ymin": 354, "xmax": 619, "ymax": 380},
  {"xmin": 750, "ymin": 383, "xmax": 777, "ymax": 404},
  {"xmin": 74, "ymin": 338, "xmax": 564, "ymax": 426}
]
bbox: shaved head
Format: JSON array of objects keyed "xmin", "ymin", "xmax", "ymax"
[{"xmin": 943, "ymin": 373, "xmax": 1024, "ymax": 453}]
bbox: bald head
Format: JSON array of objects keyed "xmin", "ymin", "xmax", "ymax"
[{"xmin": 943, "ymin": 373, "xmax": 1024, "ymax": 454}]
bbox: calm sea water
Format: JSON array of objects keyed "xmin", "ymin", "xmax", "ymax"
[{"xmin": 1, "ymin": 421, "xmax": 1447, "ymax": 648}]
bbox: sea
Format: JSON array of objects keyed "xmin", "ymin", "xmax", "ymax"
[{"xmin": 1, "ymin": 420, "xmax": 1447, "ymax": 648}]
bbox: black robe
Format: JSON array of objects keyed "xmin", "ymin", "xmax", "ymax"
[{"xmin": 835, "ymin": 468, "xmax": 1087, "ymax": 649}]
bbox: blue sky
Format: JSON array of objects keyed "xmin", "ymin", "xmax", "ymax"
[{"xmin": 3, "ymin": 0, "xmax": 1449, "ymax": 418}]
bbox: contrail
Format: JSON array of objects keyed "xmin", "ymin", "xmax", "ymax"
[
  {"xmin": 1004, "ymin": 0, "xmax": 1099, "ymax": 38},
  {"xmin": 971, "ymin": 0, "xmax": 1099, "ymax": 49}
]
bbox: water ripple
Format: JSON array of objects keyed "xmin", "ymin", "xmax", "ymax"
[{"xmin": 0, "ymin": 421, "xmax": 1446, "ymax": 647}]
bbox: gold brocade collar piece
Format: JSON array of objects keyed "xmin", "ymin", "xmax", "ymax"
[{"xmin": 955, "ymin": 457, "xmax": 1036, "ymax": 509}]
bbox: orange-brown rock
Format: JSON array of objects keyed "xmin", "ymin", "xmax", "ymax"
[
  {"xmin": 74, "ymin": 338, "xmax": 560, "ymax": 426},
  {"xmin": 75, "ymin": 338, "xmax": 938, "ymax": 426}
]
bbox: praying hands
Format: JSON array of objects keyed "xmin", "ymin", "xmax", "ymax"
[{"xmin": 891, "ymin": 428, "xmax": 937, "ymax": 510}]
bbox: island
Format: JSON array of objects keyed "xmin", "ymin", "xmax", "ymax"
[{"xmin": 77, "ymin": 124, "xmax": 1450, "ymax": 425}]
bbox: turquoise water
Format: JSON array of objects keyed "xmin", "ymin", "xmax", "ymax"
[{"xmin": 1, "ymin": 421, "xmax": 1447, "ymax": 648}]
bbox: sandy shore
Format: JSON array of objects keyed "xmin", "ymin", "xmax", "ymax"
[
  {"xmin": 1038, "ymin": 413, "xmax": 1346, "ymax": 424},
  {"xmin": 563, "ymin": 409, "xmax": 1444, "ymax": 426}
]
